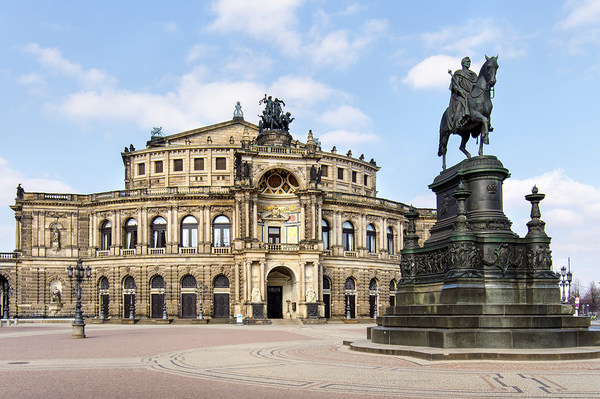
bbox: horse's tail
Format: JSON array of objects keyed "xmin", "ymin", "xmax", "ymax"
[{"xmin": 438, "ymin": 109, "xmax": 450, "ymax": 157}]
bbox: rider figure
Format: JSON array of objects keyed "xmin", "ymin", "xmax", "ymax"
[{"xmin": 448, "ymin": 57, "xmax": 478, "ymax": 132}]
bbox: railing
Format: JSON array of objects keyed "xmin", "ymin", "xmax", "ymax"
[
  {"xmin": 179, "ymin": 247, "xmax": 197, "ymax": 254},
  {"xmin": 264, "ymin": 243, "xmax": 299, "ymax": 251},
  {"xmin": 96, "ymin": 250, "xmax": 110, "ymax": 257},
  {"xmin": 250, "ymin": 145, "xmax": 306, "ymax": 155},
  {"xmin": 149, "ymin": 248, "xmax": 166, "ymax": 255},
  {"xmin": 368, "ymin": 252, "xmax": 381, "ymax": 259},
  {"xmin": 389, "ymin": 254, "xmax": 399, "ymax": 261},
  {"xmin": 43, "ymin": 193, "xmax": 72, "ymax": 200},
  {"xmin": 211, "ymin": 246, "xmax": 231, "ymax": 254},
  {"xmin": 344, "ymin": 251, "xmax": 358, "ymax": 257},
  {"xmin": 121, "ymin": 249, "xmax": 136, "ymax": 256},
  {"xmin": 0, "ymin": 252, "xmax": 17, "ymax": 260},
  {"xmin": 322, "ymin": 250, "xmax": 332, "ymax": 256}
]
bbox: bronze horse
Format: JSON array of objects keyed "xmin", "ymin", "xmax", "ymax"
[{"xmin": 438, "ymin": 56, "xmax": 498, "ymax": 170}]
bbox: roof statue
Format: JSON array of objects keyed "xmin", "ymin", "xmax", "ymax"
[
  {"xmin": 438, "ymin": 55, "xmax": 499, "ymax": 170},
  {"xmin": 150, "ymin": 127, "xmax": 164, "ymax": 138},
  {"xmin": 233, "ymin": 101, "xmax": 244, "ymax": 120},
  {"xmin": 258, "ymin": 94, "xmax": 293, "ymax": 133}
]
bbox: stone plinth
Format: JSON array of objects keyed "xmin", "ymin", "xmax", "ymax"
[
  {"xmin": 370, "ymin": 156, "xmax": 600, "ymax": 350},
  {"xmin": 255, "ymin": 129, "xmax": 292, "ymax": 147}
]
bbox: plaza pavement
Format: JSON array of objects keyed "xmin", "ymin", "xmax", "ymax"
[{"xmin": 1, "ymin": 321, "xmax": 600, "ymax": 398}]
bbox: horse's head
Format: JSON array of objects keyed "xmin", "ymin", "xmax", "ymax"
[{"xmin": 481, "ymin": 55, "xmax": 499, "ymax": 87}]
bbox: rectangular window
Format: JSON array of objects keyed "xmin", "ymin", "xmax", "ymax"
[
  {"xmin": 268, "ymin": 227, "xmax": 281, "ymax": 244},
  {"xmin": 321, "ymin": 165, "xmax": 328, "ymax": 177},
  {"xmin": 154, "ymin": 160, "xmax": 163, "ymax": 173},
  {"xmin": 337, "ymin": 168, "xmax": 344, "ymax": 180},
  {"xmin": 137, "ymin": 163, "xmax": 145, "ymax": 176},
  {"xmin": 194, "ymin": 158, "xmax": 204, "ymax": 171},
  {"xmin": 352, "ymin": 171, "xmax": 357, "ymax": 183},
  {"xmin": 173, "ymin": 159, "xmax": 184, "ymax": 172},
  {"xmin": 215, "ymin": 157, "xmax": 226, "ymax": 170},
  {"xmin": 364, "ymin": 175, "xmax": 369, "ymax": 186}
]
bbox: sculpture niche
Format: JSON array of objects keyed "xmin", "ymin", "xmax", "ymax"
[
  {"xmin": 438, "ymin": 56, "xmax": 498, "ymax": 170},
  {"xmin": 256, "ymin": 95, "xmax": 295, "ymax": 147}
]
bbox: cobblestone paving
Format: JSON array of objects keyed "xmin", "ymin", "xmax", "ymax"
[{"xmin": 0, "ymin": 323, "xmax": 599, "ymax": 398}]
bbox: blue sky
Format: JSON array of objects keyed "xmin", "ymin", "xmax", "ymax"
[{"xmin": 1, "ymin": 0, "xmax": 599, "ymax": 290}]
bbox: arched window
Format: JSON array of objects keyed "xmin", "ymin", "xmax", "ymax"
[
  {"xmin": 151, "ymin": 275, "xmax": 165, "ymax": 289},
  {"xmin": 366, "ymin": 224, "xmax": 376, "ymax": 252},
  {"xmin": 369, "ymin": 278, "xmax": 378, "ymax": 292},
  {"xmin": 323, "ymin": 276, "xmax": 331, "ymax": 290},
  {"xmin": 181, "ymin": 215, "xmax": 198, "ymax": 248},
  {"xmin": 387, "ymin": 227, "xmax": 394, "ymax": 254},
  {"xmin": 123, "ymin": 276, "xmax": 136, "ymax": 290},
  {"xmin": 344, "ymin": 277, "xmax": 356, "ymax": 291},
  {"xmin": 389, "ymin": 279, "xmax": 396, "ymax": 307},
  {"xmin": 181, "ymin": 274, "xmax": 197, "ymax": 289},
  {"xmin": 342, "ymin": 222, "xmax": 354, "ymax": 251},
  {"xmin": 124, "ymin": 219, "xmax": 137, "ymax": 249},
  {"xmin": 100, "ymin": 220, "xmax": 112, "ymax": 250},
  {"xmin": 214, "ymin": 275, "xmax": 230, "ymax": 288},
  {"xmin": 99, "ymin": 277, "xmax": 109, "ymax": 291},
  {"xmin": 213, "ymin": 215, "xmax": 230, "ymax": 248},
  {"xmin": 322, "ymin": 219, "xmax": 330, "ymax": 250},
  {"xmin": 151, "ymin": 217, "xmax": 167, "ymax": 248}
]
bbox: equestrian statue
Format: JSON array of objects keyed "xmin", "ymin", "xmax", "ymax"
[{"xmin": 438, "ymin": 55, "xmax": 498, "ymax": 170}]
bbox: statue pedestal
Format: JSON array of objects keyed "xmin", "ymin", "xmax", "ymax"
[
  {"xmin": 370, "ymin": 156, "xmax": 600, "ymax": 351},
  {"xmin": 71, "ymin": 323, "xmax": 86, "ymax": 339}
]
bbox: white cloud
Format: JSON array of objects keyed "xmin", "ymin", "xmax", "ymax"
[
  {"xmin": 22, "ymin": 43, "xmax": 117, "ymax": 89},
  {"xmin": 318, "ymin": 105, "xmax": 370, "ymax": 129},
  {"xmin": 557, "ymin": 0, "xmax": 600, "ymax": 30},
  {"xmin": 402, "ymin": 55, "xmax": 461, "ymax": 89},
  {"xmin": 503, "ymin": 169, "xmax": 600, "ymax": 285},
  {"xmin": 309, "ymin": 19, "xmax": 388, "ymax": 70},
  {"xmin": 318, "ymin": 129, "xmax": 378, "ymax": 147},
  {"xmin": 186, "ymin": 43, "xmax": 219, "ymax": 63},
  {"xmin": 208, "ymin": 0, "xmax": 303, "ymax": 56}
]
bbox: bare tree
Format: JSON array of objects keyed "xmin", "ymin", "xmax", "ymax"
[{"xmin": 582, "ymin": 281, "xmax": 600, "ymax": 315}]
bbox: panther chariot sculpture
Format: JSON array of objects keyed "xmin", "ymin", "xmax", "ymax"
[{"xmin": 438, "ymin": 55, "xmax": 499, "ymax": 170}]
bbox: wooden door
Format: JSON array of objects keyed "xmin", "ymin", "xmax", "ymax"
[
  {"xmin": 369, "ymin": 295, "xmax": 376, "ymax": 318},
  {"xmin": 100, "ymin": 294, "xmax": 109, "ymax": 318},
  {"xmin": 213, "ymin": 293, "xmax": 230, "ymax": 318},
  {"xmin": 123, "ymin": 294, "xmax": 134, "ymax": 318},
  {"xmin": 151, "ymin": 293, "xmax": 164, "ymax": 318},
  {"xmin": 181, "ymin": 293, "xmax": 196, "ymax": 318}
]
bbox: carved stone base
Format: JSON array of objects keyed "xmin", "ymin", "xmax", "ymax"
[{"xmin": 71, "ymin": 323, "xmax": 86, "ymax": 339}]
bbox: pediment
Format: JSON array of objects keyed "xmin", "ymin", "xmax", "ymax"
[{"xmin": 148, "ymin": 120, "xmax": 259, "ymax": 148}]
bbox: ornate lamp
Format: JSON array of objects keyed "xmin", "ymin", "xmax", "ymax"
[{"xmin": 67, "ymin": 259, "xmax": 91, "ymax": 338}]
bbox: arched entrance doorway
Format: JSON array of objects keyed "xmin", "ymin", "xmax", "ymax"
[
  {"xmin": 323, "ymin": 276, "xmax": 331, "ymax": 319},
  {"xmin": 181, "ymin": 274, "xmax": 197, "ymax": 318},
  {"xmin": 0, "ymin": 275, "xmax": 9, "ymax": 319},
  {"xmin": 123, "ymin": 276, "xmax": 136, "ymax": 319},
  {"xmin": 98, "ymin": 277, "xmax": 109, "ymax": 319},
  {"xmin": 266, "ymin": 266, "xmax": 296, "ymax": 319},
  {"xmin": 344, "ymin": 277, "xmax": 356, "ymax": 319},
  {"xmin": 213, "ymin": 275, "xmax": 230, "ymax": 319},
  {"xmin": 150, "ymin": 275, "xmax": 166, "ymax": 318}
]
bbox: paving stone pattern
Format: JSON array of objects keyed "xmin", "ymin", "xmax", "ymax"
[{"xmin": 0, "ymin": 323, "xmax": 599, "ymax": 398}]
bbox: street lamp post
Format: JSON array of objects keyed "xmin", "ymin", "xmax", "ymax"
[
  {"xmin": 2, "ymin": 285, "xmax": 13, "ymax": 320},
  {"xmin": 559, "ymin": 266, "xmax": 567, "ymax": 303},
  {"xmin": 345, "ymin": 291, "xmax": 351, "ymax": 320},
  {"xmin": 198, "ymin": 282, "xmax": 207, "ymax": 320},
  {"xmin": 162, "ymin": 284, "xmax": 171, "ymax": 320},
  {"xmin": 67, "ymin": 259, "xmax": 91, "ymax": 339}
]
